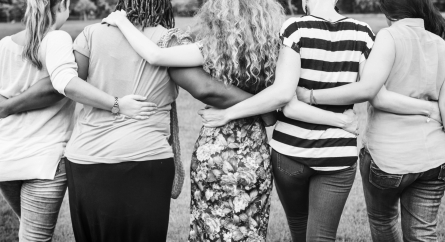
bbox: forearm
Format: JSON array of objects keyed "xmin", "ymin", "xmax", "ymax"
[
  {"xmin": 0, "ymin": 78, "xmax": 64, "ymax": 116},
  {"xmin": 226, "ymin": 85, "xmax": 291, "ymax": 121},
  {"xmin": 307, "ymin": 83, "xmax": 374, "ymax": 106},
  {"xmin": 283, "ymin": 97, "xmax": 348, "ymax": 128},
  {"xmin": 115, "ymin": 19, "xmax": 162, "ymax": 65},
  {"xmin": 169, "ymin": 67, "xmax": 254, "ymax": 109},
  {"xmin": 371, "ymin": 86, "xmax": 431, "ymax": 116},
  {"xmin": 64, "ymin": 77, "xmax": 114, "ymax": 111}
]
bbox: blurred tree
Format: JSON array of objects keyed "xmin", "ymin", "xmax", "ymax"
[{"xmin": 74, "ymin": 0, "xmax": 97, "ymax": 20}]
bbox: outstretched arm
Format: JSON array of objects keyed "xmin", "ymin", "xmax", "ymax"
[
  {"xmin": 102, "ymin": 10, "xmax": 204, "ymax": 67},
  {"xmin": 198, "ymin": 47, "xmax": 356, "ymax": 129},
  {"xmin": 299, "ymin": 30, "xmax": 396, "ymax": 105},
  {"xmin": 296, "ymin": 45, "xmax": 439, "ymax": 120},
  {"xmin": 169, "ymin": 67, "xmax": 277, "ymax": 126},
  {"xmin": 0, "ymin": 78, "xmax": 64, "ymax": 118}
]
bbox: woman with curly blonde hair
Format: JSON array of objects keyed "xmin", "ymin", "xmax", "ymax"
[{"xmin": 102, "ymin": 0, "xmax": 286, "ymax": 240}]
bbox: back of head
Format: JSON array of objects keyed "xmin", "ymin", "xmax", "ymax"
[
  {"xmin": 195, "ymin": 0, "xmax": 285, "ymax": 93},
  {"xmin": 115, "ymin": 0, "xmax": 175, "ymax": 29},
  {"xmin": 379, "ymin": 0, "xmax": 445, "ymax": 39},
  {"xmin": 23, "ymin": 0, "xmax": 66, "ymax": 70}
]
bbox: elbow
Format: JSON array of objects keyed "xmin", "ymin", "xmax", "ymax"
[
  {"xmin": 276, "ymin": 91, "xmax": 295, "ymax": 107},
  {"xmin": 190, "ymin": 84, "xmax": 212, "ymax": 101},
  {"xmin": 282, "ymin": 103, "xmax": 294, "ymax": 118}
]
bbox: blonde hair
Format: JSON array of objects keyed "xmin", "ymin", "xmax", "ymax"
[
  {"xmin": 23, "ymin": 0, "xmax": 65, "ymax": 70},
  {"xmin": 195, "ymin": 0, "xmax": 285, "ymax": 93}
]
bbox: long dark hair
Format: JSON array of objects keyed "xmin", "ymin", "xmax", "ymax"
[
  {"xmin": 23, "ymin": 0, "xmax": 66, "ymax": 70},
  {"xmin": 379, "ymin": 0, "xmax": 445, "ymax": 39},
  {"xmin": 115, "ymin": 0, "xmax": 175, "ymax": 29}
]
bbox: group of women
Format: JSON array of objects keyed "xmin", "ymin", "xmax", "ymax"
[{"xmin": 0, "ymin": 0, "xmax": 445, "ymax": 241}]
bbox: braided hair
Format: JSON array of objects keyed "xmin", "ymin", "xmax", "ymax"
[{"xmin": 115, "ymin": 0, "xmax": 175, "ymax": 29}]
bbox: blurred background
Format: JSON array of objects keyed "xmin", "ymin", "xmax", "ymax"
[{"xmin": 0, "ymin": 0, "xmax": 445, "ymax": 241}]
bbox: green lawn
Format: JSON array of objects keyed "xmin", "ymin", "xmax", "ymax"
[{"xmin": 1, "ymin": 14, "xmax": 444, "ymax": 242}]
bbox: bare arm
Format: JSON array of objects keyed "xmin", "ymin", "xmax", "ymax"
[
  {"xmin": 60, "ymin": 51, "xmax": 156, "ymax": 119},
  {"xmin": 198, "ymin": 47, "xmax": 354, "ymax": 128},
  {"xmin": 169, "ymin": 67, "xmax": 277, "ymax": 126},
  {"xmin": 297, "ymin": 45, "xmax": 438, "ymax": 119},
  {"xmin": 300, "ymin": 30, "xmax": 396, "ymax": 105},
  {"xmin": 102, "ymin": 10, "xmax": 203, "ymax": 67},
  {"xmin": 0, "ymin": 78, "xmax": 64, "ymax": 118}
]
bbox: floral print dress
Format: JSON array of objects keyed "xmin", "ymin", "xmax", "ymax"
[{"xmin": 188, "ymin": 116, "xmax": 273, "ymax": 242}]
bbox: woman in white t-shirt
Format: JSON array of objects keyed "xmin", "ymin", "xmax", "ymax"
[{"xmin": 0, "ymin": 0, "xmax": 154, "ymax": 240}]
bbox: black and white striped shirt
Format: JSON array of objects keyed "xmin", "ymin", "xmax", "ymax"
[{"xmin": 270, "ymin": 15, "xmax": 375, "ymax": 171}]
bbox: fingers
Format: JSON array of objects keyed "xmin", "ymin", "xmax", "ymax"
[
  {"xmin": 139, "ymin": 111, "xmax": 156, "ymax": 116},
  {"xmin": 129, "ymin": 95, "xmax": 147, "ymax": 101},
  {"xmin": 140, "ymin": 102, "xmax": 157, "ymax": 108},
  {"xmin": 140, "ymin": 107, "xmax": 157, "ymax": 112}
]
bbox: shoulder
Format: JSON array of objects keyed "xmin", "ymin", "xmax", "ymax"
[
  {"xmin": 45, "ymin": 30, "xmax": 73, "ymax": 44},
  {"xmin": 280, "ymin": 16, "xmax": 312, "ymax": 31},
  {"xmin": 76, "ymin": 23, "xmax": 101, "ymax": 39},
  {"xmin": 344, "ymin": 18, "xmax": 375, "ymax": 38}
]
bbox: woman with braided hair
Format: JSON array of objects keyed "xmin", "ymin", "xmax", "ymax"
[
  {"xmin": 103, "ymin": 0, "xmax": 362, "ymax": 241},
  {"xmin": 66, "ymin": 0, "xmax": 283, "ymax": 241}
]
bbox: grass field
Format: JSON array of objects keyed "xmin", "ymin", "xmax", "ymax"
[{"xmin": 1, "ymin": 14, "xmax": 444, "ymax": 242}]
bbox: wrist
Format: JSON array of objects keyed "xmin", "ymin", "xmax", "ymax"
[
  {"xmin": 425, "ymin": 101, "xmax": 434, "ymax": 117},
  {"xmin": 335, "ymin": 113, "xmax": 349, "ymax": 128}
]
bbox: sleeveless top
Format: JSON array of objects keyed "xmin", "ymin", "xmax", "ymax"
[
  {"xmin": 270, "ymin": 15, "xmax": 375, "ymax": 171},
  {"xmin": 366, "ymin": 18, "xmax": 445, "ymax": 174}
]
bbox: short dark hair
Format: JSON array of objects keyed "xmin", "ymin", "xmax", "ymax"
[
  {"xmin": 379, "ymin": 0, "xmax": 445, "ymax": 39},
  {"xmin": 115, "ymin": 0, "xmax": 175, "ymax": 29}
]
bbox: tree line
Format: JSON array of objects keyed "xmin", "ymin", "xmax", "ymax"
[{"xmin": 1, "ymin": 0, "xmax": 445, "ymax": 22}]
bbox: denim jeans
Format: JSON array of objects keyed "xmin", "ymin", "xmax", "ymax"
[
  {"xmin": 0, "ymin": 159, "xmax": 67, "ymax": 242},
  {"xmin": 271, "ymin": 150, "xmax": 356, "ymax": 242},
  {"xmin": 359, "ymin": 148, "xmax": 445, "ymax": 242}
]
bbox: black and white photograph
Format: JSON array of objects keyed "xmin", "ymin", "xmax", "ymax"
[{"xmin": 1, "ymin": 0, "xmax": 445, "ymax": 241}]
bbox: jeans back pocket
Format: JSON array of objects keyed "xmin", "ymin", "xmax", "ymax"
[
  {"xmin": 369, "ymin": 160, "xmax": 403, "ymax": 190},
  {"xmin": 272, "ymin": 151, "xmax": 305, "ymax": 177}
]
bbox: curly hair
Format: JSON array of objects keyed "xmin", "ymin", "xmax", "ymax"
[{"xmin": 195, "ymin": 0, "xmax": 285, "ymax": 93}]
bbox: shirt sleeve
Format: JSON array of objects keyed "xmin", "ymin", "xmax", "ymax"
[
  {"xmin": 73, "ymin": 28, "xmax": 91, "ymax": 58},
  {"xmin": 45, "ymin": 31, "xmax": 78, "ymax": 96},
  {"xmin": 279, "ymin": 18, "xmax": 302, "ymax": 53},
  {"xmin": 360, "ymin": 24, "xmax": 376, "ymax": 63}
]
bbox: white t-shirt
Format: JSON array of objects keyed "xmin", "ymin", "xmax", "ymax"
[{"xmin": 0, "ymin": 30, "xmax": 77, "ymax": 181}]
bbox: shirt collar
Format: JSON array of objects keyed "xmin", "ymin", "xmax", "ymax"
[{"xmin": 393, "ymin": 18, "xmax": 425, "ymax": 28}]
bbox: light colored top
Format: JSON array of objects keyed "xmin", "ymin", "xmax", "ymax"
[
  {"xmin": 65, "ymin": 24, "xmax": 180, "ymax": 164},
  {"xmin": 0, "ymin": 31, "xmax": 76, "ymax": 181},
  {"xmin": 270, "ymin": 16, "xmax": 375, "ymax": 171},
  {"xmin": 366, "ymin": 18, "xmax": 445, "ymax": 174}
]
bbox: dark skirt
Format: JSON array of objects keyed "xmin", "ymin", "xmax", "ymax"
[{"xmin": 65, "ymin": 158, "xmax": 175, "ymax": 242}]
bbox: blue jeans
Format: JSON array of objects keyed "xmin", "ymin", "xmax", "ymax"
[
  {"xmin": 0, "ymin": 159, "xmax": 67, "ymax": 242},
  {"xmin": 360, "ymin": 148, "xmax": 445, "ymax": 242},
  {"xmin": 271, "ymin": 150, "xmax": 356, "ymax": 242}
]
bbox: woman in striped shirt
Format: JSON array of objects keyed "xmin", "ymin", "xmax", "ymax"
[{"xmin": 199, "ymin": 0, "xmax": 441, "ymax": 240}]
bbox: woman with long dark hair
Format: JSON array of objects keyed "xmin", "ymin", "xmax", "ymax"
[{"xmin": 198, "ymin": 0, "xmax": 444, "ymax": 240}]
